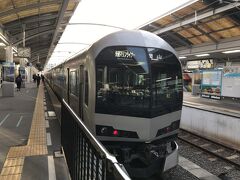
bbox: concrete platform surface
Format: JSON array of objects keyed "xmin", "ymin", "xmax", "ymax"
[
  {"xmin": 0, "ymin": 83, "xmax": 70, "ymax": 180},
  {"xmin": 183, "ymin": 92, "xmax": 240, "ymax": 117}
]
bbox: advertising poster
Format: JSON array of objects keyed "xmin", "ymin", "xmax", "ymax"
[
  {"xmin": 201, "ymin": 70, "xmax": 222, "ymax": 100},
  {"xmin": 19, "ymin": 66, "xmax": 26, "ymax": 80},
  {"xmin": 3, "ymin": 62, "xmax": 15, "ymax": 82},
  {"xmin": 222, "ymin": 66, "xmax": 240, "ymax": 98},
  {"xmin": 183, "ymin": 73, "xmax": 192, "ymax": 92}
]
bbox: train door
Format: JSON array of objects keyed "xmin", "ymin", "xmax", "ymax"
[
  {"xmin": 67, "ymin": 68, "xmax": 70, "ymax": 104},
  {"xmin": 79, "ymin": 65, "xmax": 84, "ymax": 120}
]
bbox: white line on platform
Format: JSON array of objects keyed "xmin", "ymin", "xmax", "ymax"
[
  {"xmin": 48, "ymin": 111, "xmax": 56, "ymax": 117},
  {"xmin": 46, "ymin": 120, "xmax": 49, "ymax": 128},
  {"xmin": 45, "ymin": 112, "xmax": 48, "ymax": 118},
  {"xmin": 179, "ymin": 156, "xmax": 221, "ymax": 180},
  {"xmin": 48, "ymin": 156, "xmax": 56, "ymax": 180},
  {"xmin": 0, "ymin": 114, "xmax": 10, "ymax": 126},
  {"xmin": 16, "ymin": 116, "xmax": 23, "ymax": 127},
  {"xmin": 47, "ymin": 132, "xmax": 52, "ymax": 146}
]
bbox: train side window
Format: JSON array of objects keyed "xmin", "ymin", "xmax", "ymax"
[
  {"xmin": 84, "ymin": 70, "xmax": 89, "ymax": 105},
  {"xmin": 70, "ymin": 70, "xmax": 78, "ymax": 96}
]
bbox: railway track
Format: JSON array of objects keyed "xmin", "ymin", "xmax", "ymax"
[{"xmin": 178, "ymin": 129, "xmax": 240, "ymax": 170}]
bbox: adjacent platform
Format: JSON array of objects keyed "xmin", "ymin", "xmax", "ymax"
[
  {"xmin": 183, "ymin": 92, "xmax": 240, "ymax": 117},
  {"xmin": 182, "ymin": 92, "xmax": 240, "ymax": 151}
]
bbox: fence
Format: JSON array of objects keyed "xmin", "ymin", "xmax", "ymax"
[{"xmin": 61, "ymin": 99, "xmax": 131, "ymax": 180}]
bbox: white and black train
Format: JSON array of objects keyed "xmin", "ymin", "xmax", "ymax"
[{"xmin": 46, "ymin": 30, "xmax": 183, "ymax": 178}]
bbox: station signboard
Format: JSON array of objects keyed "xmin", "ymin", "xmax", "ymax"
[
  {"xmin": 18, "ymin": 47, "xmax": 31, "ymax": 58},
  {"xmin": 187, "ymin": 59, "xmax": 213, "ymax": 69}
]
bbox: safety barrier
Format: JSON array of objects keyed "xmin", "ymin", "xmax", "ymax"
[{"xmin": 61, "ymin": 99, "xmax": 131, "ymax": 180}]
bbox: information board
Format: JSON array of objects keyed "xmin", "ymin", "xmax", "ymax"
[{"xmin": 222, "ymin": 66, "xmax": 240, "ymax": 98}]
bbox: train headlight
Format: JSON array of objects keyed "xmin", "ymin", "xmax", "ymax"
[
  {"xmin": 100, "ymin": 127, "xmax": 108, "ymax": 135},
  {"xmin": 156, "ymin": 120, "xmax": 180, "ymax": 137}
]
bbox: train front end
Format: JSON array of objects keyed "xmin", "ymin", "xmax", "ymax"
[{"xmin": 94, "ymin": 33, "xmax": 183, "ymax": 178}]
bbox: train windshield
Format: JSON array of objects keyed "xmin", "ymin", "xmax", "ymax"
[{"xmin": 95, "ymin": 46, "xmax": 182, "ymax": 118}]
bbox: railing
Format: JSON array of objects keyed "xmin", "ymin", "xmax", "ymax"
[{"xmin": 61, "ymin": 99, "xmax": 131, "ymax": 180}]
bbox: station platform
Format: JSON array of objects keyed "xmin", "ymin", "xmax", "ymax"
[
  {"xmin": 182, "ymin": 92, "xmax": 240, "ymax": 151},
  {"xmin": 183, "ymin": 92, "xmax": 240, "ymax": 117},
  {"xmin": 0, "ymin": 82, "xmax": 69, "ymax": 180},
  {"xmin": 0, "ymin": 84, "xmax": 239, "ymax": 180}
]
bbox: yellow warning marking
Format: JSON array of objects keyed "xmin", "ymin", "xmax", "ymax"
[
  {"xmin": 0, "ymin": 84, "xmax": 48, "ymax": 179},
  {"xmin": 0, "ymin": 174, "xmax": 21, "ymax": 180},
  {"xmin": 4, "ymin": 158, "xmax": 24, "ymax": 167}
]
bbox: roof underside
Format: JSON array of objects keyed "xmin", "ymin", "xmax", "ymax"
[
  {"xmin": 141, "ymin": 0, "xmax": 240, "ymax": 62},
  {"xmin": 0, "ymin": 0, "xmax": 239, "ymax": 69},
  {"xmin": 0, "ymin": 0, "xmax": 79, "ymax": 69}
]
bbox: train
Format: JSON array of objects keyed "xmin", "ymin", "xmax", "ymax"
[{"xmin": 45, "ymin": 30, "xmax": 183, "ymax": 178}]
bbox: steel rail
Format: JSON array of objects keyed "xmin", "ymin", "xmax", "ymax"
[{"xmin": 178, "ymin": 129, "xmax": 240, "ymax": 170}]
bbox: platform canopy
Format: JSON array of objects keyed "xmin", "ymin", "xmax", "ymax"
[
  {"xmin": 0, "ymin": 0, "xmax": 79, "ymax": 69},
  {"xmin": 140, "ymin": 0, "xmax": 240, "ymax": 63},
  {"xmin": 0, "ymin": 0, "xmax": 239, "ymax": 70},
  {"xmin": 45, "ymin": 0, "xmax": 197, "ymax": 70}
]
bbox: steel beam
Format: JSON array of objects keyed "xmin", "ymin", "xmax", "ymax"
[
  {"xmin": 0, "ymin": 23, "xmax": 10, "ymax": 45},
  {"xmin": 181, "ymin": 25, "xmax": 239, "ymax": 39},
  {"xmin": 27, "ymin": 40, "xmax": 51, "ymax": 47},
  {"xmin": 28, "ymin": 44, "xmax": 51, "ymax": 52},
  {"xmin": 31, "ymin": 55, "xmax": 47, "ymax": 63},
  {"xmin": 31, "ymin": 53, "xmax": 48, "ymax": 60},
  {"xmin": 163, "ymin": 31, "xmax": 192, "ymax": 48},
  {"xmin": 12, "ymin": 25, "xmax": 56, "ymax": 42},
  {"xmin": 45, "ymin": 0, "xmax": 70, "ymax": 66},
  {"xmin": 176, "ymin": 36, "xmax": 240, "ymax": 56},
  {"xmin": 5, "ymin": 13, "xmax": 58, "ymax": 29},
  {"xmin": 0, "ymin": 1, "xmax": 61, "ymax": 18},
  {"xmin": 191, "ymin": 24, "xmax": 218, "ymax": 43},
  {"xmin": 153, "ymin": 2, "xmax": 240, "ymax": 35},
  {"xmin": 13, "ymin": 29, "xmax": 55, "ymax": 45},
  {"xmin": 31, "ymin": 48, "xmax": 49, "ymax": 55}
]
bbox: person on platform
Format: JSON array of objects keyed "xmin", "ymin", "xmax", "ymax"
[
  {"xmin": 15, "ymin": 74, "xmax": 23, "ymax": 91},
  {"xmin": 36, "ymin": 74, "xmax": 41, "ymax": 87},
  {"xmin": 41, "ymin": 74, "xmax": 45, "ymax": 83},
  {"xmin": 33, "ymin": 74, "xmax": 37, "ymax": 83}
]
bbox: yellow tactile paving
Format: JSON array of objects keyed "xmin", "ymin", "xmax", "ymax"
[
  {"xmin": 7, "ymin": 145, "xmax": 48, "ymax": 158},
  {"xmin": 4, "ymin": 158, "xmax": 24, "ymax": 167},
  {"xmin": 0, "ymin": 174, "xmax": 21, "ymax": 180},
  {"xmin": 0, "ymin": 84, "xmax": 48, "ymax": 179},
  {"xmin": 28, "ymin": 138, "xmax": 46, "ymax": 145},
  {"xmin": 1, "ymin": 166, "xmax": 23, "ymax": 176}
]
